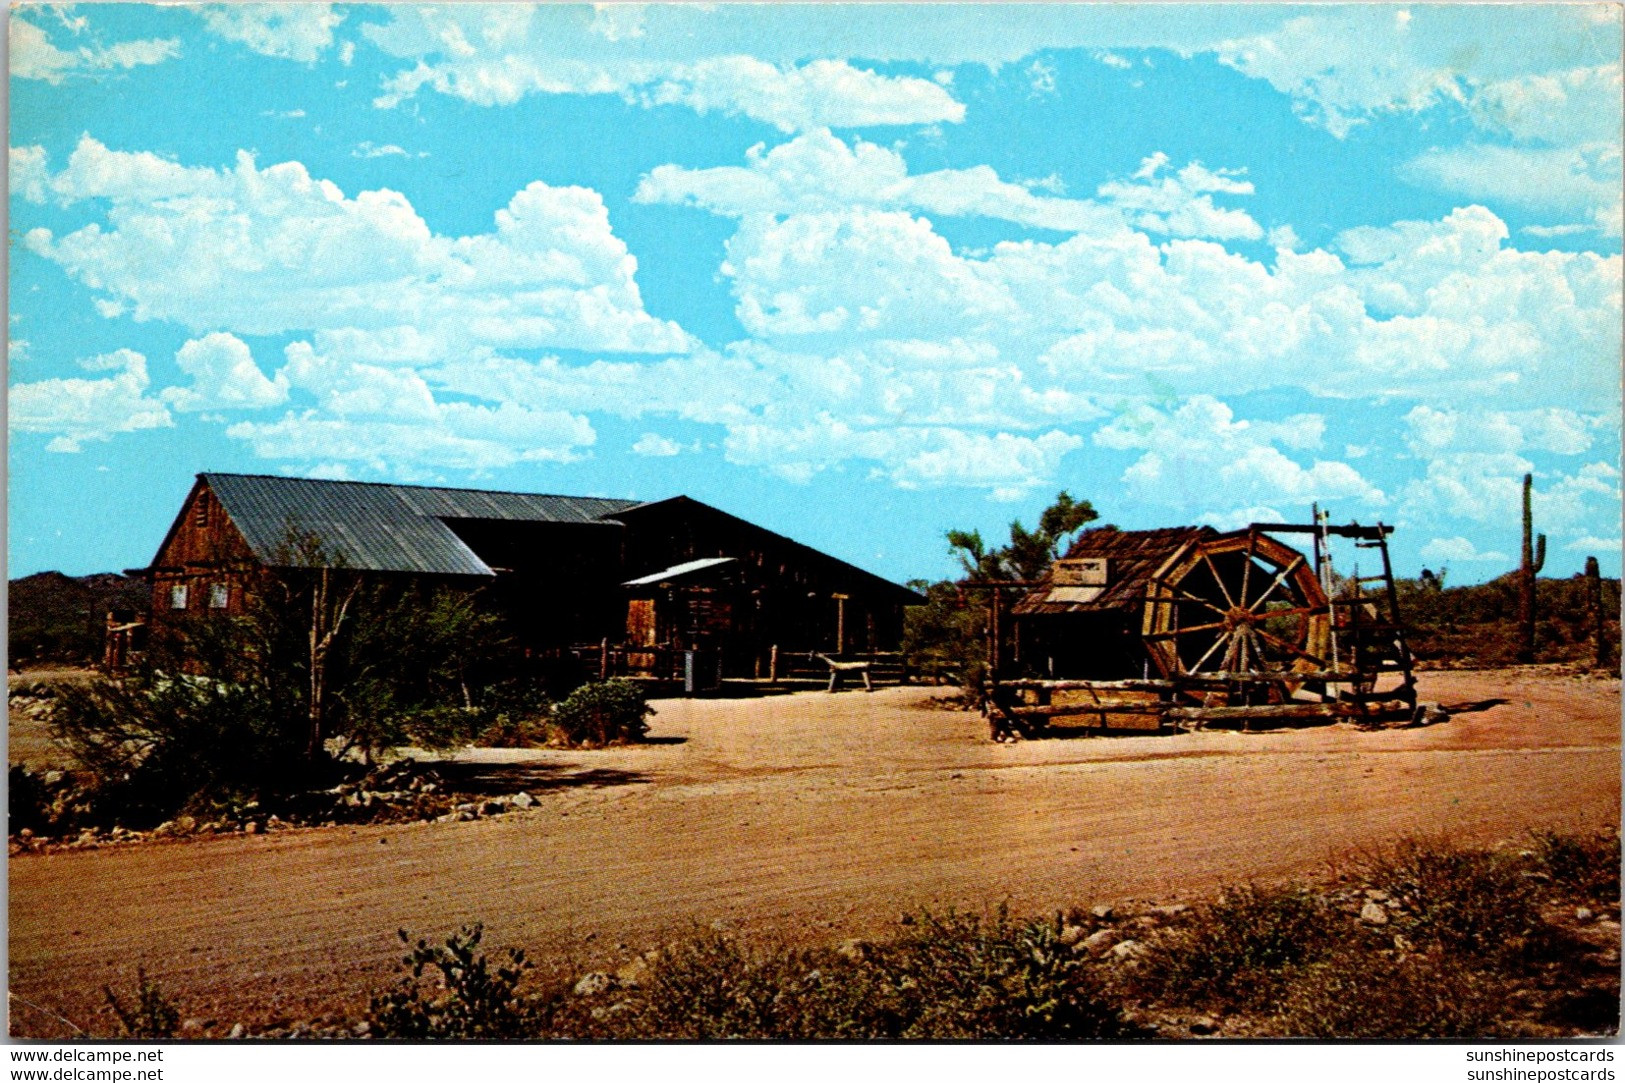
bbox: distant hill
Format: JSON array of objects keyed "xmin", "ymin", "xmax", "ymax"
[
  {"xmin": 8, "ymin": 572, "xmax": 149, "ymax": 668},
  {"xmin": 1398, "ymin": 572, "xmax": 1620, "ymax": 670}
]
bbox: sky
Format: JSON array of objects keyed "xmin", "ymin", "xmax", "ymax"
[{"xmin": 7, "ymin": 3, "xmax": 1622, "ymax": 588}]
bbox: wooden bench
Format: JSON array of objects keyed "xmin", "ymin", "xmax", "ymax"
[{"xmin": 815, "ymin": 653, "xmax": 873, "ymax": 692}]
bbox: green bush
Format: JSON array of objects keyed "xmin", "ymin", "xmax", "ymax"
[
  {"xmin": 573, "ymin": 910, "xmax": 1133, "ymax": 1040},
  {"xmin": 550, "ymin": 680, "xmax": 652, "ymax": 747},
  {"xmin": 1364, "ymin": 841, "xmax": 1544, "ymax": 965},
  {"xmin": 367, "ymin": 926, "xmax": 538, "ymax": 1040},
  {"xmin": 103, "ymin": 969, "xmax": 180, "ymax": 1039},
  {"xmin": 1529, "ymin": 829, "xmax": 1621, "ymax": 901},
  {"xmin": 1136, "ymin": 885, "xmax": 1340, "ymax": 1010},
  {"xmin": 1273, "ymin": 948, "xmax": 1508, "ymax": 1038}
]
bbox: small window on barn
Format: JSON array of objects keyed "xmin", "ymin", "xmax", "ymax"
[
  {"xmin": 194, "ymin": 495, "xmax": 210, "ymax": 528},
  {"xmin": 208, "ymin": 582, "xmax": 229, "ymax": 609},
  {"xmin": 170, "ymin": 584, "xmax": 189, "ymax": 610}
]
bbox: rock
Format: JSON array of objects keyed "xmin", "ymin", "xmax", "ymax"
[
  {"xmin": 1393, "ymin": 934, "xmax": 1414, "ymax": 952},
  {"xmin": 1189, "ymin": 1015, "xmax": 1219, "ymax": 1035},
  {"xmin": 1109, "ymin": 939, "xmax": 1146, "ymax": 961},
  {"xmin": 244, "ymin": 821, "xmax": 262, "ymax": 835},
  {"xmin": 181, "ymin": 1018, "xmax": 206, "ymax": 1033},
  {"xmin": 174, "ymin": 815, "xmax": 197, "ymax": 833},
  {"xmin": 481, "ymin": 800, "xmax": 506, "ymax": 816},
  {"xmin": 352, "ymin": 1021, "xmax": 371, "ymax": 1037},
  {"xmin": 836, "ymin": 939, "xmax": 868, "ymax": 962},
  {"xmin": 1090, "ymin": 904, "xmax": 1114, "ymax": 920},
  {"xmin": 573, "ymin": 972, "xmax": 614, "ymax": 997},
  {"xmin": 18, "ymin": 828, "xmax": 33, "ymax": 840},
  {"xmin": 1575, "ymin": 907, "xmax": 1594, "ymax": 922},
  {"xmin": 227, "ymin": 1023, "xmax": 245, "ymax": 1039},
  {"xmin": 1058, "ymin": 924, "xmax": 1088, "ymax": 947},
  {"xmin": 1152, "ymin": 904, "xmax": 1190, "ymax": 919},
  {"xmin": 1364, "ymin": 889, "xmax": 1390, "ymax": 903},
  {"xmin": 1360, "ymin": 901, "xmax": 1390, "ymax": 925},
  {"xmin": 1080, "ymin": 928, "xmax": 1118, "ymax": 954},
  {"xmin": 43, "ymin": 771, "xmax": 64, "ymax": 787},
  {"xmin": 511, "ymin": 791, "xmax": 534, "ymax": 810},
  {"xmin": 616, "ymin": 956, "xmax": 652, "ymax": 988}
]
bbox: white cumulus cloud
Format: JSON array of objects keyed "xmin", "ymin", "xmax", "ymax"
[
  {"xmin": 9, "ymin": 13, "xmax": 178, "ymax": 84},
  {"xmin": 10, "ymin": 349, "xmax": 173, "ymax": 452},
  {"xmin": 162, "ymin": 333, "xmax": 289, "ymax": 412},
  {"xmin": 20, "ymin": 136, "xmax": 694, "ymax": 356},
  {"xmin": 197, "ymin": 4, "xmax": 346, "ymax": 63}
]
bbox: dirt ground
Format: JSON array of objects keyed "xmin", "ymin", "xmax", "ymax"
[{"xmin": 8, "ymin": 667, "xmax": 1620, "ymax": 1037}]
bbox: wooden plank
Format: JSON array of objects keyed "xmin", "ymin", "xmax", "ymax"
[
  {"xmin": 1166, "ymin": 699, "xmax": 1412, "ymax": 722},
  {"xmin": 1005, "ymin": 703, "xmax": 1167, "ymax": 718}
]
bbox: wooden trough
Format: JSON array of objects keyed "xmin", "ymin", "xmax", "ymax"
[{"xmin": 980, "ymin": 515, "xmax": 1423, "ymax": 740}]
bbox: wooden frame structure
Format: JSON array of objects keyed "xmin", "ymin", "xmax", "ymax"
[{"xmin": 983, "ymin": 515, "xmax": 1421, "ymax": 740}]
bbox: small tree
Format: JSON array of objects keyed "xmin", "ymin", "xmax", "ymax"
[{"xmin": 947, "ymin": 492, "xmax": 1100, "ymax": 582}]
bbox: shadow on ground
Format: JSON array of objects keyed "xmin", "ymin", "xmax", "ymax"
[{"xmin": 435, "ymin": 762, "xmax": 649, "ymax": 796}]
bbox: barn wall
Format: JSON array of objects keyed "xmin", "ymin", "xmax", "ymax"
[{"xmin": 146, "ymin": 480, "xmax": 260, "ymax": 631}]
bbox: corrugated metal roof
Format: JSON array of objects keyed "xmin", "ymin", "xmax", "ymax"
[
  {"xmin": 622, "ymin": 556, "xmax": 737, "ymax": 588},
  {"xmin": 204, "ymin": 473, "xmax": 638, "ymax": 576},
  {"xmin": 1014, "ymin": 526, "xmax": 1216, "ymax": 616}
]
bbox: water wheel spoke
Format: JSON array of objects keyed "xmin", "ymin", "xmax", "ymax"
[
  {"xmin": 1150, "ymin": 582, "xmax": 1229, "ymax": 617},
  {"xmin": 1202, "ymin": 552, "xmax": 1237, "ymax": 609},
  {"xmin": 1248, "ymin": 554, "xmax": 1306, "ymax": 613},
  {"xmin": 1191, "ymin": 627, "xmax": 1235, "ymax": 673},
  {"xmin": 1239, "ymin": 531, "xmax": 1258, "ymax": 608},
  {"xmin": 1251, "ymin": 625, "xmax": 1331, "ymax": 668},
  {"xmin": 1255, "ymin": 604, "xmax": 1326, "ymax": 622},
  {"xmin": 1146, "ymin": 620, "xmax": 1228, "ymax": 639}
]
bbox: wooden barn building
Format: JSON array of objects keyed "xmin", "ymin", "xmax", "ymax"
[{"xmin": 130, "ymin": 473, "xmax": 922, "ymax": 681}]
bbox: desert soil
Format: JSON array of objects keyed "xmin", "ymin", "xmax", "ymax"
[{"xmin": 8, "ymin": 667, "xmax": 1620, "ymax": 1036}]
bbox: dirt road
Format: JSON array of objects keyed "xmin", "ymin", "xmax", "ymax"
[{"xmin": 9, "ymin": 668, "xmax": 1619, "ymax": 1035}]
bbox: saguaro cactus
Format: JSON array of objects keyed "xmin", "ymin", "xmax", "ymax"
[
  {"xmin": 1586, "ymin": 556, "xmax": 1613, "ymax": 671},
  {"xmin": 1516, "ymin": 473, "xmax": 1545, "ymax": 664}
]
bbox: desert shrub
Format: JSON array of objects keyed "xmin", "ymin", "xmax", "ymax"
[
  {"xmin": 368, "ymin": 926, "xmax": 538, "ymax": 1040},
  {"xmin": 1273, "ymin": 948, "xmax": 1508, "ymax": 1038},
  {"xmin": 103, "ymin": 969, "xmax": 180, "ymax": 1039},
  {"xmin": 9, "ymin": 763, "xmax": 54, "ymax": 835},
  {"xmin": 1136, "ymin": 885, "xmax": 1340, "ymax": 1010},
  {"xmin": 49, "ymin": 669, "xmax": 312, "ymax": 829},
  {"xmin": 903, "ymin": 580, "xmax": 987, "ymax": 691},
  {"xmin": 1529, "ymin": 829, "xmax": 1621, "ymax": 902},
  {"xmin": 1364, "ymin": 841, "xmax": 1544, "ymax": 965},
  {"xmin": 583, "ymin": 911, "xmax": 1132, "ymax": 1040},
  {"xmin": 550, "ymin": 680, "xmax": 651, "ymax": 747}
]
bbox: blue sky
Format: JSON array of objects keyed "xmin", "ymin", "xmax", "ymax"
[{"xmin": 8, "ymin": 3, "xmax": 1622, "ymax": 586}]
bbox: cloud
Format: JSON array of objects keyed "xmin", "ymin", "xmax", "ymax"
[
  {"xmin": 21, "ymin": 136, "xmax": 694, "ymax": 356},
  {"xmin": 1403, "ymin": 405, "xmax": 1601, "ymax": 457},
  {"xmin": 9, "ymin": 13, "xmax": 178, "ymax": 84},
  {"xmin": 714, "ymin": 199, "xmax": 1618, "ymax": 409},
  {"xmin": 636, "ymin": 130, "xmax": 1259, "ymax": 239},
  {"xmin": 364, "ymin": 8, "xmax": 962, "ymax": 130},
  {"xmin": 197, "ymin": 4, "xmax": 345, "ymax": 64},
  {"xmin": 1093, "ymin": 396, "xmax": 1382, "ymax": 513},
  {"xmin": 161, "ymin": 333, "xmax": 289, "ymax": 412},
  {"xmin": 1419, "ymin": 537, "xmax": 1509, "ymax": 563},
  {"xmin": 1095, "ymin": 153, "xmax": 1263, "ymax": 241},
  {"xmin": 226, "ymin": 402, "xmax": 596, "ymax": 474},
  {"xmin": 1402, "ymin": 143, "xmax": 1622, "ymax": 236},
  {"xmin": 631, "ymin": 433, "xmax": 686, "ymax": 457},
  {"xmin": 352, "ymin": 142, "xmax": 427, "ymax": 159},
  {"xmin": 9, "ymin": 349, "xmax": 173, "ymax": 451}
]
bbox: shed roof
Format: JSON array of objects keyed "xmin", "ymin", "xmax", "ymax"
[
  {"xmin": 202, "ymin": 473, "xmax": 638, "ymax": 576},
  {"xmin": 1013, "ymin": 525, "xmax": 1217, "ymax": 616}
]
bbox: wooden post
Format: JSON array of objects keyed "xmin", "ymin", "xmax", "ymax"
[
  {"xmin": 599, "ymin": 637, "xmax": 610, "ymax": 680},
  {"xmin": 834, "ymin": 594, "xmax": 848, "ymax": 657},
  {"xmin": 769, "ymin": 644, "xmax": 779, "ymax": 683}
]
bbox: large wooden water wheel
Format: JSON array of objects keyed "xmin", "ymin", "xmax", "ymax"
[{"xmin": 1141, "ymin": 530, "xmax": 1331, "ymax": 694}]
